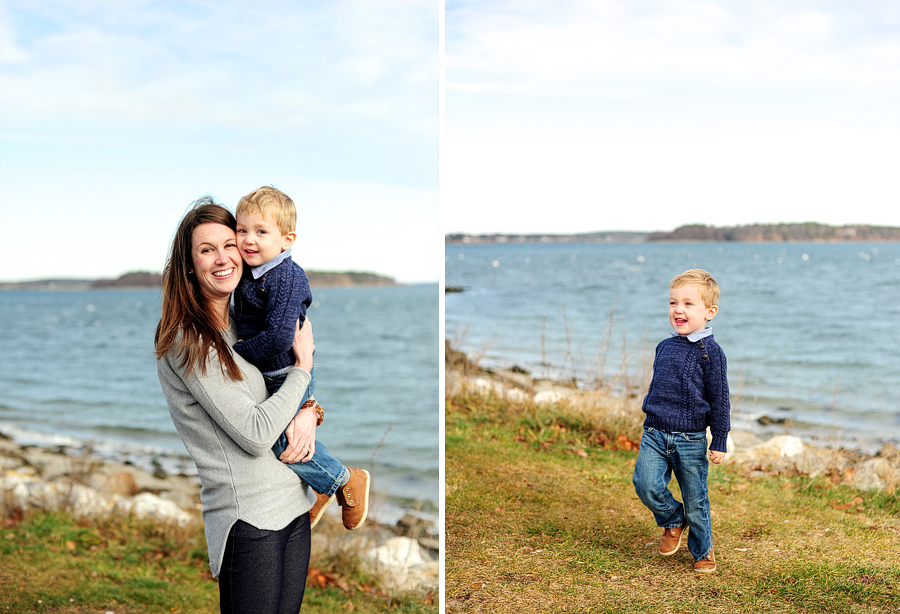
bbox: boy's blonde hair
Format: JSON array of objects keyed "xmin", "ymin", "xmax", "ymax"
[
  {"xmin": 670, "ymin": 268, "xmax": 720, "ymax": 309},
  {"xmin": 235, "ymin": 186, "xmax": 296, "ymax": 235}
]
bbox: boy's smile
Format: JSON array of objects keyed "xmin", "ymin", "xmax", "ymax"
[
  {"xmin": 236, "ymin": 210, "xmax": 295, "ymax": 267},
  {"xmin": 669, "ymin": 284, "xmax": 718, "ymax": 336}
]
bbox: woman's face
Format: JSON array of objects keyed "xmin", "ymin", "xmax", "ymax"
[{"xmin": 191, "ymin": 223, "xmax": 242, "ymax": 303}]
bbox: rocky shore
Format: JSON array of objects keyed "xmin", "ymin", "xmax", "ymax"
[
  {"xmin": 446, "ymin": 347, "xmax": 900, "ymax": 493},
  {"xmin": 0, "ymin": 431, "xmax": 438, "ymax": 594}
]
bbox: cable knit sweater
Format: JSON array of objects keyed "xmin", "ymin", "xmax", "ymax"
[
  {"xmin": 641, "ymin": 328, "xmax": 731, "ymax": 452},
  {"xmin": 233, "ymin": 250, "xmax": 311, "ymax": 375}
]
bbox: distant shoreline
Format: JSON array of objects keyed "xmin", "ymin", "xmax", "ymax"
[
  {"xmin": 446, "ymin": 222, "xmax": 900, "ymax": 245},
  {"xmin": 0, "ymin": 269, "xmax": 400, "ymax": 291}
]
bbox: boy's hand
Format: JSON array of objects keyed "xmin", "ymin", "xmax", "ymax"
[{"xmin": 709, "ymin": 450, "xmax": 725, "ymax": 464}]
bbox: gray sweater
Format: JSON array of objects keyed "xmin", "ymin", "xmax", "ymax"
[{"xmin": 157, "ymin": 323, "xmax": 315, "ymax": 577}]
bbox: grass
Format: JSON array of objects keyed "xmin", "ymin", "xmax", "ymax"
[
  {"xmin": 0, "ymin": 508, "xmax": 436, "ymax": 613},
  {"xmin": 445, "ymin": 387, "xmax": 900, "ymax": 614}
]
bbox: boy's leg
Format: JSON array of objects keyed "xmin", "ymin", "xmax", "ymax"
[
  {"xmin": 271, "ymin": 436, "xmax": 348, "ymax": 496},
  {"xmin": 633, "ymin": 427, "xmax": 686, "ymax": 531},
  {"xmin": 671, "ymin": 431, "xmax": 714, "ymax": 562}
]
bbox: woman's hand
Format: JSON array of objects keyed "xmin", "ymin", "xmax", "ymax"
[
  {"xmin": 709, "ymin": 450, "xmax": 725, "ymax": 464},
  {"xmin": 292, "ymin": 318, "xmax": 314, "ymax": 373},
  {"xmin": 279, "ymin": 400, "xmax": 318, "ymax": 463}
]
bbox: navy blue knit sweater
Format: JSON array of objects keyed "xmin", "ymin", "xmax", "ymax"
[
  {"xmin": 233, "ymin": 255, "xmax": 311, "ymax": 375},
  {"xmin": 641, "ymin": 329, "xmax": 731, "ymax": 452}
]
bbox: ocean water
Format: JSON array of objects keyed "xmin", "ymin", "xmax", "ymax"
[
  {"xmin": 446, "ymin": 242, "xmax": 900, "ymax": 453},
  {"xmin": 0, "ymin": 284, "xmax": 439, "ymax": 522}
]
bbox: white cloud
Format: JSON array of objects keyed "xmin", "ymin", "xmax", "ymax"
[
  {"xmin": 444, "ymin": 0, "xmax": 900, "ymax": 233},
  {"xmin": 0, "ymin": 1, "xmax": 438, "ymax": 282}
]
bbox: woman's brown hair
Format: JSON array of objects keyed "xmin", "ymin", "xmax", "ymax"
[{"xmin": 154, "ymin": 197, "xmax": 243, "ymax": 380}]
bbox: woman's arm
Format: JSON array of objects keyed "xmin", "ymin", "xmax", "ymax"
[
  {"xmin": 279, "ymin": 319, "xmax": 318, "ymax": 463},
  {"xmin": 172, "ymin": 322, "xmax": 315, "ymax": 457}
]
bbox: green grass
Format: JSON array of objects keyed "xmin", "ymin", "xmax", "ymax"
[
  {"xmin": 0, "ymin": 509, "xmax": 436, "ymax": 613},
  {"xmin": 445, "ymin": 389, "xmax": 900, "ymax": 614}
]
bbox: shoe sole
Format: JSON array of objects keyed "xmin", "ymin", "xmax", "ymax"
[
  {"xmin": 346, "ymin": 469, "xmax": 371, "ymax": 531},
  {"xmin": 659, "ymin": 527, "xmax": 686, "ymax": 556},
  {"xmin": 694, "ymin": 565, "xmax": 716, "ymax": 573},
  {"xmin": 310, "ymin": 495, "xmax": 335, "ymax": 530}
]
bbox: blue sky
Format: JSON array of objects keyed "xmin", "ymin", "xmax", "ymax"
[
  {"xmin": 1, "ymin": 0, "xmax": 439, "ymax": 282},
  {"xmin": 444, "ymin": 0, "xmax": 900, "ymax": 234}
]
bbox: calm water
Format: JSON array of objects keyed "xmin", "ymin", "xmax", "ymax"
[
  {"xmin": 0, "ymin": 284, "xmax": 439, "ymax": 522},
  {"xmin": 446, "ymin": 242, "xmax": 900, "ymax": 453}
]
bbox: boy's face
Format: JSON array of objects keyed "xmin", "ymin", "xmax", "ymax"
[
  {"xmin": 669, "ymin": 284, "xmax": 718, "ymax": 336},
  {"xmin": 235, "ymin": 210, "xmax": 296, "ymax": 267}
]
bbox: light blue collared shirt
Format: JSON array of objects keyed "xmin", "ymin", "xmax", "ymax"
[
  {"xmin": 249, "ymin": 247, "xmax": 293, "ymax": 280},
  {"xmin": 671, "ymin": 326, "xmax": 713, "ymax": 342}
]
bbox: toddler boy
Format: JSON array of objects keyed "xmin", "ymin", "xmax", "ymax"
[
  {"xmin": 633, "ymin": 268, "xmax": 730, "ymax": 573},
  {"xmin": 232, "ymin": 185, "xmax": 369, "ymax": 531}
]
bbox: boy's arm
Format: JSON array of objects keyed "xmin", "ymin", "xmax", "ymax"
[
  {"xmin": 704, "ymin": 343, "xmax": 730, "ymax": 453},
  {"xmin": 233, "ymin": 268, "xmax": 312, "ymax": 363},
  {"xmin": 641, "ymin": 340, "xmax": 664, "ymax": 411}
]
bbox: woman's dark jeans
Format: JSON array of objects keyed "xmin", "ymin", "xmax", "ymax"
[{"xmin": 218, "ymin": 514, "xmax": 311, "ymax": 614}]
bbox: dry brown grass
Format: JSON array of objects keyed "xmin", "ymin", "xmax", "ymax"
[{"xmin": 445, "ymin": 389, "xmax": 900, "ymax": 614}]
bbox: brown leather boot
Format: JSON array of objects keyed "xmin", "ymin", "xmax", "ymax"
[
  {"xmin": 693, "ymin": 549, "xmax": 716, "ymax": 573},
  {"xmin": 336, "ymin": 468, "xmax": 370, "ymax": 530},
  {"xmin": 659, "ymin": 525, "xmax": 686, "ymax": 556},
  {"xmin": 309, "ymin": 491, "xmax": 335, "ymax": 530}
]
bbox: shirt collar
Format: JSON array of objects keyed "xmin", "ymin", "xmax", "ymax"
[
  {"xmin": 671, "ymin": 326, "xmax": 713, "ymax": 342},
  {"xmin": 249, "ymin": 247, "xmax": 292, "ymax": 279}
]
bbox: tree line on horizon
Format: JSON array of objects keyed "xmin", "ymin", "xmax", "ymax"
[
  {"xmin": 445, "ymin": 222, "xmax": 900, "ymax": 244},
  {"xmin": 647, "ymin": 222, "xmax": 900, "ymax": 242},
  {"xmin": 0, "ymin": 270, "xmax": 396, "ymax": 290}
]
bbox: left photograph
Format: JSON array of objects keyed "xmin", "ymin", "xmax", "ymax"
[{"xmin": 0, "ymin": 1, "xmax": 439, "ymax": 612}]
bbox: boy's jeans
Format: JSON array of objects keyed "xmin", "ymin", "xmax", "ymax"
[
  {"xmin": 632, "ymin": 426, "xmax": 713, "ymax": 561},
  {"xmin": 264, "ymin": 364, "xmax": 348, "ymax": 497}
]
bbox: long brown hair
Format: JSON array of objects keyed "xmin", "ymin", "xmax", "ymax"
[{"xmin": 154, "ymin": 197, "xmax": 243, "ymax": 380}]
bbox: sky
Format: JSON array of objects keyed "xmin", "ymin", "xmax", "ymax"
[
  {"xmin": 0, "ymin": 0, "xmax": 439, "ymax": 283},
  {"xmin": 443, "ymin": 0, "xmax": 900, "ymax": 235}
]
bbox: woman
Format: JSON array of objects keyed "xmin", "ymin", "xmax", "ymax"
[{"xmin": 155, "ymin": 197, "xmax": 319, "ymax": 613}]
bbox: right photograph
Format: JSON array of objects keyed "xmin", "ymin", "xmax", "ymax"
[{"xmin": 443, "ymin": 2, "xmax": 900, "ymax": 612}]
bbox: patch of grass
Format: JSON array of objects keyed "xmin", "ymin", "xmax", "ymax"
[
  {"xmin": 445, "ymin": 389, "xmax": 900, "ymax": 614},
  {"xmin": 0, "ymin": 509, "xmax": 436, "ymax": 613}
]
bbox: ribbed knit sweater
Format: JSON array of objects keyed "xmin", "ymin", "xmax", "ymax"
[
  {"xmin": 233, "ymin": 252, "xmax": 311, "ymax": 375},
  {"xmin": 641, "ymin": 329, "xmax": 731, "ymax": 452},
  {"xmin": 157, "ymin": 323, "xmax": 315, "ymax": 577}
]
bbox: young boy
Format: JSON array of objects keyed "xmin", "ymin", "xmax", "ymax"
[
  {"xmin": 633, "ymin": 268, "xmax": 730, "ymax": 573},
  {"xmin": 232, "ymin": 186, "xmax": 370, "ymax": 531}
]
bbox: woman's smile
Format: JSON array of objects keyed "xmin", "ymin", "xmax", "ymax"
[{"xmin": 191, "ymin": 223, "xmax": 243, "ymax": 304}]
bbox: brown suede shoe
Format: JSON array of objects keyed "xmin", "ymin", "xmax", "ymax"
[
  {"xmin": 336, "ymin": 468, "xmax": 370, "ymax": 531},
  {"xmin": 659, "ymin": 525, "xmax": 686, "ymax": 556},
  {"xmin": 694, "ymin": 550, "xmax": 716, "ymax": 573},
  {"xmin": 309, "ymin": 491, "xmax": 335, "ymax": 530}
]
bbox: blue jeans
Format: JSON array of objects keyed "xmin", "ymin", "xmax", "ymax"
[
  {"xmin": 632, "ymin": 426, "xmax": 713, "ymax": 561},
  {"xmin": 264, "ymin": 364, "xmax": 348, "ymax": 497},
  {"xmin": 218, "ymin": 515, "xmax": 310, "ymax": 614}
]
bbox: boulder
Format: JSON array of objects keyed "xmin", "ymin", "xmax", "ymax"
[
  {"xmin": 850, "ymin": 458, "xmax": 900, "ymax": 491},
  {"xmin": 366, "ymin": 536, "xmax": 438, "ymax": 593}
]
